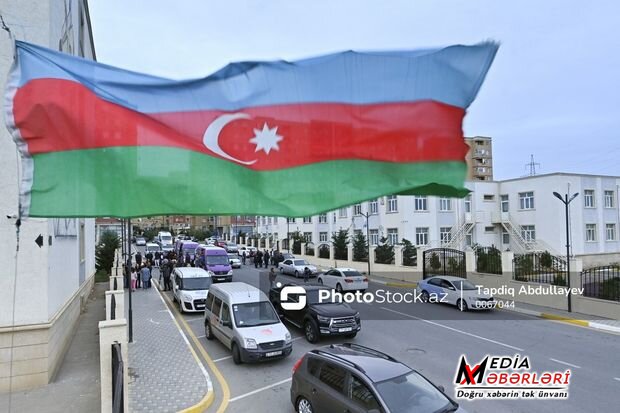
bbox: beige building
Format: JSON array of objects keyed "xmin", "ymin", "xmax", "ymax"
[{"xmin": 465, "ymin": 136, "xmax": 494, "ymax": 181}]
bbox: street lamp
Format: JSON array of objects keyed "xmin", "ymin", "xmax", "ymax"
[
  {"xmin": 553, "ymin": 191, "xmax": 579, "ymax": 312},
  {"xmin": 360, "ymin": 212, "xmax": 371, "ymax": 277},
  {"xmin": 287, "ymin": 219, "xmax": 291, "ymax": 253}
]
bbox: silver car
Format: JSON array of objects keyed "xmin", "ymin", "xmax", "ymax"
[{"xmin": 278, "ymin": 259, "xmax": 318, "ymax": 277}]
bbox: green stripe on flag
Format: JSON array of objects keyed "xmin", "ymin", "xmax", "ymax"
[{"xmin": 28, "ymin": 147, "xmax": 468, "ymax": 217}]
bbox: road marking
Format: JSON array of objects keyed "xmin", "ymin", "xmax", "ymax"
[
  {"xmin": 213, "ymin": 356, "xmax": 232, "ymax": 362},
  {"xmin": 196, "ymin": 334, "xmax": 206, "ymax": 339},
  {"xmin": 186, "ymin": 317, "xmax": 203, "ymax": 322},
  {"xmin": 380, "ymin": 307, "xmax": 524, "ymax": 352},
  {"xmin": 292, "ymin": 336, "xmax": 304, "ymax": 342},
  {"xmin": 614, "ymin": 377, "xmax": 620, "ymax": 382},
  {"xmin": 549, "ymin": 358, "xmax": 581, "ymax": 369},
  {"xmin": 229, "ymin": 378, "xmax": 293, "ymax": 402}
]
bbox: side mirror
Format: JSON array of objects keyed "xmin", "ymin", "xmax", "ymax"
[{"xmin": 438, "ymin": 385, "xmax": 445, "ymax": 393}]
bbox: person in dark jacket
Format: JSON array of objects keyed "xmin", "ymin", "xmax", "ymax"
[
  {"xmin": 263, "ymin": 250, "xmax": 270, "ymax": 268},
  {"xmin": 303, "ymin": 267, "xmax": 312, "ymax": 283}
]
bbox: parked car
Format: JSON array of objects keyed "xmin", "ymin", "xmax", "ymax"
[
  {"xmin": 172, "ymin": 267, "xmax": 213, "ymax": 313},
  {"xmin": 269, "ymin": 284, "xmax": 360, "ymax": 343},
  {"xmin": 204, "ymin": 282, "xmax": 293, "ymax": 364},
  {"xmin": 145, "ymin": 242, "xmax": 161, "ymax": 256},
  {"xmin": 318, "ymin": 268, "xmax": 368, "ymax": 293},
  {"xmin": 290, "ymin": 343, "xmax": 464, "ymax": 413},
  {"xmin": 238, "ymin": 246, "xmax": 257, "ymax": 257},
  {"xmin": 416, "ymin": 276, "xmax": 495, "ymax": 311},
  {"xmin": 281, "ymin": 252, "xmax": 295, "ymax": 260},
  {"xmin": 135, "ymin": 236, "xmax": 146, "ymax": 246},
  {"xmin": 228, "ymin": 253, "xmax": 241, "ymax": 269},
  {"xmin": 224, "ymin": 241, "xmax": 239, "ymax": 253},
  {"xmin": 278, "ymin": 259, "xmax": 318, "ymax": 277}
]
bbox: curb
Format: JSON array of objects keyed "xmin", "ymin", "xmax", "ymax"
[
  {"xmin": 506, "ymin": 305, "xmax": 620, "ymax": 333},
  {"xmin": 369, "ymin": 278, "xmax": 418, "ymax": 288}
]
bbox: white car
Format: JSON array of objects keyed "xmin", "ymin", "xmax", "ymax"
[
  {"xmin": 416, "ymin": 276, "xmax": 495, "ymax": 311},
  {"xmin": 278, "ymin": 259, "xmax": 318, "ymax": 277},
  {"xmin": 228, "ymin": 254, "xmax": 241, "ymax": 269},
  {"xmin": 318, "ymin": 268, "xmax": 369, "ymax": 292},
  {"xmin": 172, "ymin": 267, "xmax": 213, "ymax": 313},
  {"xmin": 238, "ymin": 246, "xmax": 257, "ymax": 257}
]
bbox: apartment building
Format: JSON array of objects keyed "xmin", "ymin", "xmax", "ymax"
[{"xmin": 465, "ymin": 136, "xmax": 494, "ymax": 181}]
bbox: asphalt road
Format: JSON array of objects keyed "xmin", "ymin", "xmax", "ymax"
[{"xmin": 136, "ymin": 247, "xmax": 620, "ymax": 413}]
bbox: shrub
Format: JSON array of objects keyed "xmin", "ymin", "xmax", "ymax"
[
  {"xmin": 375, "ymin": 237, "xmax": 395, "ymax": 264},
  {"xmin": 318, "ymin": 244, "xmax": 330, "ymax": 259},
  {"xmin": 430, "ymin": 252, "xmax": 441, "ymax": 270},
  {"xmin": 401, "ymin": 239, "xmax": 417, "ymax": 266}
]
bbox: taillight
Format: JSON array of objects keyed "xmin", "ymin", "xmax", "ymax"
[
  {"xmin": 363, "ymin": 278, "xmax": 368, "ymax": 282},
  {"xmin": 345, "ymin": 279, "xmax": 354, "ymax": 283},
  {"xmin": 292, "ymin": 356, "xmax": 304, "ymax": 373}
]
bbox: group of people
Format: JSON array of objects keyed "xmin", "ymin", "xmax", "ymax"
[
  {"xmin": 126, "ymin": 250, "xmax": 180, "ymax": 292},
  {"xmin": 247, "ymin": 249, "xmax": 286, "ymax": 268}
]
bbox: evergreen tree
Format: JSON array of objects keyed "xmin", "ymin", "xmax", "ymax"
[
  {"xmin": 352, "ymin": 232, "xmax": 368, "ymax": 262},
  {"xmin": 332, "ymin": 230, "xmax": 349, "ymax": 260},
  {"xmin": 96, "ymin": 231, "xmax": 120, "ymax": 275},
  {"xmin": 401, "ymin": 238, "xmax": 417, "ymax": 266},
  {"xmin": 375, "ymin": 236, "xmax": 395, "ymax": 264}
]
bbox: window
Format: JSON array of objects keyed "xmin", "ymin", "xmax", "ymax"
[
  {"xmin": 212, "ymin": 297, "xmax": 222, "ymax": 318},
  {"xmin": 221, "ymin": 303, "xmax": 231, "ymax": 324},
  {"xmin": 318, "ymin": 214, "xmax": 327, "ymax": 224},
  {"xmin": 585, "ymin": 224, "xmax": 597, "ymax": 242},
  {"xmin": 387, "ymin": 195, "xmax": 398, "ymax": 212},
  {"xmin": 349, "ymin": 375, "xmax": 381, "ymax": 410},
  {"xmin": 465, "ymin": 233, "xmax": 473, "ymax": 246},
  {"xmin": 318, "ymin": 232, "xmax": 327, "ymax": 242},
  {"xmin": 519, "ymin": 192, "xmax": 534, "ymax": 210},
  {"xmin": 483, "ymin": 194, "xmax": 495, "ymax": 201},
  {"xmin": 415, "ymin": 227, "xmax": 429, "ymax": 246},
  {"xmin": 440, "ymin": 227, "xmax": 452, "ymax": 244},
  {"xmin": 414, "ymin": 196, "xmax": 427, "ymax": 211},
  {"xmin": 369, "ymin": 199, "xmax": 378, "ymax": 215},
  {"xmin": 606, "ymin": 224, "xmax": 616, "ymax": 241},
  {"xmin": 584, "ymin": 190, "xmax": 595, "ymax": 208},
  {"xmin": 304, "ymin": 232, "xmax": 313, "ymax": 242},
  {"xmin": 369, "ymin": 229, "xmax": 379, "ymax": 246},
  {"xmin": 333, "ymin": 213, "xmax": 337, "ymax": 223},
  {"xmin": 287, "ymin": 217, "xmax": 296, "ymax": 223},
  {"xmin": 484, "ymin": 226, "xmax": 495, "ymax": 233},
  {"xmin": 464, "ymin": 195, "xmax": 471, "ymax": 213},
  {"xmin": 307, "ymin": 357, "xmax": 322, "ymax": 377},
  {"xmin": 318, "ymin": 362, "xmax": 346, "ymax": 393},
  {"xmin": 387, "ymin": 228, "xmax": 399, "ymax": 245},
  {"xmin": 438, "ymin": 197, "xmax": 451, "ymax": 211},
  {"xmin": 520, "ymin": 225, "xmax": 536, "ymax": 242},
  {"xmin": 353, "ymin": 204, "xmax": 362, "ymax": 215},
  {"xmin": 303, "ymin": 216, "xmax": 312, "ymax": 224},
  {"xmin": 339, "ymin": 208, "xmax": 348, "ymax": 218},
  {"xmin": 502, "ymin": 229, "xmax": 510, "ymax": 244},
  {"xmin": 500, "ymin": 195, "xmax": 509, "ymax": 212},
  {"xmin": 604, "ymin": 190, "xmax": 614, "ymax": 208},
  {"xmin": 205, "ymin": 293, "xmax": 214, "ymax": 311}
]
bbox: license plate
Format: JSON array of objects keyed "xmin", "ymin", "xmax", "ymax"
[
  {"xmin": 339, "ymin": 327, "xmax": 353, "ymax": 332},
  {"xmin": 265, "ymin": 351, "xmax": 282, "ymax": 357}
]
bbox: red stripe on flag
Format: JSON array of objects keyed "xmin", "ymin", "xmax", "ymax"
[{"xmin": 13, "ymin": 79, "xmax": 468, "ymax": 170}]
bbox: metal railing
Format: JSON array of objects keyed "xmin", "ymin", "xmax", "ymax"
[
  {"xmin": 513, "ymin": 251, "xmax": 567, "ymax": 285},
  {"xmin": 112, "ymin": 343, "xmax": 124, "ymax": 413},
  {"xmin": 581, "ymin": 266, "xmax": 620, "ymax": 302},
  {"xmin": 475, "ymin": 246, "xmax": 502, "ymax": 274}
]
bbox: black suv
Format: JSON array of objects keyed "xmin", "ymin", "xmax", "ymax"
[
  {"xmin": 291, "ymin": 344, "xmax": 463, "ymax": 413},
  {"xmin": 269, "ymin": 284, "xmax": 361, "ymax": 343}
]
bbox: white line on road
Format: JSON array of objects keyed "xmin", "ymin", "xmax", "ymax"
[
  {"xmin": 229, "ymin": 378, "xmax": 293, "ymax": 402},
  {"xmin": 614, "ymin": 377, "xmax": 620, "ymax": 382},
  {"xmin": 549, "ymin": 358, "xmax": 581, "ymax": 369},
  {"xmin": 196, "ymin": 334, "xmax": 205, "ymax": 339},
  {"xmin": 213, "ymin": 356, "xmax": 232, "ymax": 362},
  {"xmin": 380, "ymin": 307, "xmax": 524, "ymax": 352},
  {"xmin": 185, "ymin": 317, "xmax": 203, "ymax": 322}
]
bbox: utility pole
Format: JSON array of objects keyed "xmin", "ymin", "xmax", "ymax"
[
  {"xmin": 525, "ymin": 154, "xmax": 541, "ymax": 176},
  {"xmin": 360, "ymin": 212, "xmax": 371, "ymax": 277},
  {"xmin": 553, "ymin": 191, "xmax": 579, "ymax": 312}
]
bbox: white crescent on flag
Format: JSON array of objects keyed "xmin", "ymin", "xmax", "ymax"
[{"xmin": 203, "ymin": 113, "xmax": 257, "ymax": 165}]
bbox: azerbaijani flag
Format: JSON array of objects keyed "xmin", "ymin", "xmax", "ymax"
[{"xmin": 5, "ymin": 41, "xmax": 497, "ymax": 218}]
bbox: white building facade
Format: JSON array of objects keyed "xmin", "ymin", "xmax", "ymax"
[
  {"xmin": 256, "ymin": 173, "xmax": 620, "ymax": 267},
  {"xmin": 0, "ymin": 0, "xmax": 96, "ymax": 392}
]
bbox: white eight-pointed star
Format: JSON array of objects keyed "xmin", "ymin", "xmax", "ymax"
[{"xmin": 249, "ymin": 123, "xmax": 283, "ymax": 155}]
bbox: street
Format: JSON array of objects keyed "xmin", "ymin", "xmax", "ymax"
[{"xmin": 133, "ymin": 247, "xmax": 620, "ymax": 413}]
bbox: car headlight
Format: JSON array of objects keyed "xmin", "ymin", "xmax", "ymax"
[
  {"xmin": 227, "ymin": 270, "xmax": 233, "ymax": 275},
  {"xmin": 182, "ymin": 294, "xmax": 193, "ymax": 302},
  {"xmin": 354, "ymin": 312, "xmax": 360, "ymax": 319},
  {"xmin": 285, "ymin": 332, "xmax": 292, "ymax": 343},
  {"xmin": 316, "ymin": 315, "xmax": 330, "ymax": 323},
  {"xmin": 207, "ymin": 271, "xmax": 215, "ymax": 277},
  {"xmin": 244, "ymin": 338, "xmax": 258, "ymax": 349}
]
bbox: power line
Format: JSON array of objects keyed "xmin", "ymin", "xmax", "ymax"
[{"xmin": 524, "ymin": 154, "xmax": 541, "ymax": 176}]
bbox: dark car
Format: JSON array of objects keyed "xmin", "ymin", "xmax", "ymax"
[
  {"xmin": 291, "ymin": 343, "xmax": 464, "ymax": 413},
  {"xmin": 269, "ymin": 284, "xmax": 360, "ymax": 343}
]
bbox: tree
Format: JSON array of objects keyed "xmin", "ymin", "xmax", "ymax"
[
  {"xmin": 96, "ymin": 231, "xmax": 120, "ymax": 276},
  {"xmin": 290, "ymin": 231, "xmax": 303, "ymax": 255},
  {"xmin": 540, "ymin": 250, "xmax": 553, "ymax": 268},
  {"xmin": 401, "ymin": 238, "xmax": 417, "ymax": 266},
  {"xmin": 143, "ymin": 228, "xmax": 157, "ymax": 242},
  {"xmin": 187, "ymin": 228, "xmax": 211, "ymax": 242},
  {"xmin": 318, "ymin": 244, "xmax": 330, "ymax": 259},
  {"xmin": 352, "ymin": 232, "xmax": 368, "ymax": 262},
  {"xmin": 430, "ymin": 252, "xmax": 441, "ymax": 271},
  {"xmin": 332, "ymin": 230, "xmax": 349, "ymax": 260},
  {"xmin": 375, "ymin": 236, "xmax": 394, "ymax": 264}
]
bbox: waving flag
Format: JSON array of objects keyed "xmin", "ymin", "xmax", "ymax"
[{"xmin": 5, "ymin": 41, "xmax": 497, "ymax": 218}]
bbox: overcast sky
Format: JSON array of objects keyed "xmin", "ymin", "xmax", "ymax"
[{"xmin": 88, "ymin": 0, "xmax": 619, "ymax": 180}]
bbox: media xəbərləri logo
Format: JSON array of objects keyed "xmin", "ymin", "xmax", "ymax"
[{"xmin": 454, "ymin": 354, "xmax": 572, "ymax": 400}]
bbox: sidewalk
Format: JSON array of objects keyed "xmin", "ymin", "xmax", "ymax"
[
  {"xmin": 126, "ymin": 277, "xmax": 212, "ymax": 412},
  {"xmin": 0, "ymin": 282, "xmax": 105, "ymax": 413}
]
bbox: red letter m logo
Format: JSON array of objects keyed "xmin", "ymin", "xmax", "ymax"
[{"xmin": 455, "ymin": 356, "xmax": 488, "ymax": 385}]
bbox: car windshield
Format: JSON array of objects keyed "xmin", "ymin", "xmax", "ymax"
[
  {"xmin": 161, "ymin": 236, "xmax": 172, "ymax": 242},
  {"xmin": 228, "ymin": 254, "xmax": 239, "ymax": 260},
  {"xmin": 206, "ymin": 255, "xmax": 229, "ymax": 266},
  {"xmin": 181, "ymin": 277, "xmax": 212, "ymax": 291},
  {"xmin": 343, "ymin": 270, "xmax": 363, "ymax": 277},
  {"xmin": 136, "ymin": 237, "xmax": 145, "ymax": 242},
  {"xmin": 451, "ymin": 280, "xmax": 477, "ymax": 290},
  {"xmin": 147, "ymin": 246, "xmax": 160, "ymax": 252},
  {"xmin": 294, "ymin": 260, "xmax": 309, "ymax": 266},
  {"xmin": 183, "ymin": 247, "xmax": 197, "ymax": 255},
  {"xmin": 305, "ymin": 289, "xmax": 331, "ymax": 305},
  {"xmin": 233, "ymin": 301, "xmax": 280, "ymax": 327},
  {"xmin": 375, "ymin": 371, "xmax": 455, "ymax": 413}
]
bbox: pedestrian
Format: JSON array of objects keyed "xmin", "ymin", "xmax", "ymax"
[
  {"xmin": 140, "ymin": 264, "xmax": 151, "ymax": 289},
  {"xmin": 263, "ymin": 250, "xmax": 270, "ymax": 268},
  {"xmin": 254, "ymin": 251, "xmax": 262, "ymax": 268},
  {"xmin": 185, "ymin": 252, "xmax": 191, "ymax": 265},
  {"xmin": 269, "ymin": 267, "xmax": 277, "ymax": 288},
  {"xmin": 162, "ymin": 258, "xmax": 172, "ymax": 291},
  {"xmin": 131, "ymin": 266, "xmax": 137, "ymax": 291},
  {"xmin": 242, "ymin": 251, "xmax": 246, "ymax": 265},
  {"xmin": 303, "ymin": 266, "xmax": 311, "ymax": 283},
  {"xmin": 154, "ymin": 251, "xmax": 161, "ymax": 267},
  {"xmin": 135, "ymin": 251, "xmax": 142, "ymax": 267}
]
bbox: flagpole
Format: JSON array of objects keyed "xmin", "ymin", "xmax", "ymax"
[{"xmin": 127, "ymin": 218, "xmax": 133, "ymax": 342}]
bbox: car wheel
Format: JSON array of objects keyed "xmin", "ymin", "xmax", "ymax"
[
  {"xmin": 457, "ymin": 299, "xmax": 468, "ymax": 312},
  {"xmin": 295, "ymin": 270, "xmax": 299, "ymax": 278},
  {"xmin": 178, "ymin": 299, "xmax": 184, "ymax": 314},
  {"xmin": 204, "ymin": 321, "xmax": 214, "ymax": 340},
  {"xmin": 421, "ymin": 290, "xmax": 430, "ymax": 303},
  {"xmin": 345, "ymin": 332, "xmax": 357, "ymax": 339},
  {"xmin": 318, "ymin": 278, "xmax": 323, "ymax": 285},
  {"xmin": 232, "ymin": 343, "xmax": 242, "ymax": 365},
  {"xmin": 304, "ymin": 320, "xmax": 320, "ymax": 343},
  {"xmin": 297, "ymin": 397, "xmax": 314, "ymax": 413},
  {"xmin": 336, "ymin": 283, "xmax": 343, "ymax": 293}
]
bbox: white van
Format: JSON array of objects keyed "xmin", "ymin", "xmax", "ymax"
[
  {"xmin": 172, "ymin": 267, "xmax": 213, "ymax": 313},
  {"xmin": 203, "ymin": 282, "xmax": 292, "ymax": 364},
  {"xmin": 157, "ymin": 231, "xmax": 173, "ymax": 247}
]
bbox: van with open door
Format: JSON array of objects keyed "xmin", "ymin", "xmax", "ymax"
[{"xmin": 172, "ymin": 267, "xmax": 212, "ymax": 313}]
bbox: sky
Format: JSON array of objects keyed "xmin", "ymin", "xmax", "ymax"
[{"xmin": 88, "ymin": 0, "xmax": 620, "ymax": 180}]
